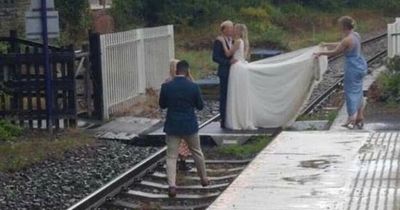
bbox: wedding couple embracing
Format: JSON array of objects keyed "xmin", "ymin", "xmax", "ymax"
[
  {"xmin": 212, "ymin": 20, "xmax": 329, "ymax": 131},
  {"xmin": 212, "ymin": 20, "xmax": 255, "ymax": 130}
]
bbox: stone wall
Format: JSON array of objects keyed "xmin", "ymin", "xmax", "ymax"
[{"xmin": 0, "ymin": 0, "xmax": 31, "ymax": 37}]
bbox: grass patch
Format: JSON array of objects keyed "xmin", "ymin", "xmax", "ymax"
[
  {"xmin": 374, "ymin": 56, "xmax": 400, "ymax": 104},
  {"xmin": 297, "ymin": 114, "xmax": 318, "ymax": 121},
  {"xmin": 0, "ymin": 130, "xmax": 95, "ymax": 173},
  {"xmin": 174, "ymin": 9, "xmax": 389, "ymax": 76},
  {"xmin": 286, "ymin": 9, "xmax": 388, "ymax": 49},
  {"xmin": 216, "ymin": 135, "xmax": 272, "ymax": 159},
  {"xmin": 296, "ymin": 110, "xmax": 339, "ymax": 124},
  {"xmin": 327, "ymin": 111, "xmax": 339, "ymax": 124},
  {"xmin": 0, "ymin": 120, "xmax": 23, "ymax": 142}
]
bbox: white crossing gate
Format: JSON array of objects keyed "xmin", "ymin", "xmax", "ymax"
[
  {"xmin": 388, "ymin": 18, "xmax": 400, "ymax": 58},
  {"xmin": 99, "ymin": 25, "xmax": 174, "ymax": 119}
]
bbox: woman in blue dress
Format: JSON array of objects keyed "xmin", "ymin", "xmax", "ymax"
[{"xmin": 315, "ymin": 16, "xmax": 368, "ymax": 129}]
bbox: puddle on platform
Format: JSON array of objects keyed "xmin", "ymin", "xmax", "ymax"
[
  {"xmin": 358, "ymin": 143, "xmax": 386, "ymax": 154},
  {"xmin": 320, "ymin": 155, "xmax": 341, "ymax": 158},
  {"xmin": 299, "ymin": 159, "xmax": 331, "ymax": 169},
  {"xmin": 337, "ymin": 140, "xmax": 359, "ymax": 144},
  {"xmin": 282, "ymin": 174, "xmax": 321, "ymax": 185}
]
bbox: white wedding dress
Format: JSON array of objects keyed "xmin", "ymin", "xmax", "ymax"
[
  {"xmin": 224, "ymin": 40, "xmax": 328, "ymax": 130},
  {"xmin": 225, "ymin": 39, "xmax": 256, "ymax": 130}
]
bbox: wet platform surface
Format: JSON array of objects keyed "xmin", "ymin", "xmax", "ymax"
[
  {"xmin": 208, "ymin": 131, "xmax": 400, "ymax": 210},
  {"xmin": 93, "ymin": 117, "xmax": 161, "ymax": 140}
]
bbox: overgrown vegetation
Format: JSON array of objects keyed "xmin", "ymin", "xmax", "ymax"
[
  {"xmin": 377, "ymin": 56, "xmax": 400, "ymax": 103},
  {"xmin": 54, "ymin": 0, "xmax": 91, "ymax": 46},
  {"xmin": 216, "ymin": 136, "xmax": 272, "ymax": 159},
  {"xmin": 0, "ymin": 43, "xmax": 8, "ymax": 54},
  {"xmin": 176, "ymin": 50, "xmax": 217, "ymax": 78},
  {"xmin": 109, "ymin": 0, "xmax": 392, "ymax": 79},
  {"xmin": 111, "ymin": 0, "xmax": 395, "ymax": 48},
  {"xmin": 111, "ymin": 0, "xmax": 399, "ymax": 28},
  {"xmin": 297, "ymin": 110, "xmax": 339, "ymax": 124},
  {"xmin": 0, "ymin": 120, "xmax": 23, "ymax": 142},
  {"xmin": 0, "ymin": 130, "xmax": 95, "ymax": 172}
]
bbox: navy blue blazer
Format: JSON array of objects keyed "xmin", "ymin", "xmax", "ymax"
[
  {"xmin": 212, "ymin": 39, "xmax": 232, "ymax": 77},
  {"xmin": 159, "ymin": 77, "xmax": 204, "ymax": 136}
]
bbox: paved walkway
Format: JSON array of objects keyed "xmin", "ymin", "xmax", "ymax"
[
  {"xmin": 331, "ymin": 66, "xmax": 386, "ymax": 131},
  {"xmin": 208, "ymin": 131, "xmax": 400, "ymax": 210}
]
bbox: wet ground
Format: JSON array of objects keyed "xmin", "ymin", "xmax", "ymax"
[
  {"xmin": 208, "ymin": 88, "xmax": 400, "ymax": 210},
  {"xmin": 364, "ymin": 102, "xmax": 400, "ymax": 131},
  {"xmin": 208, "ymin": 130, "xmax": 400, "ymax": 210}
]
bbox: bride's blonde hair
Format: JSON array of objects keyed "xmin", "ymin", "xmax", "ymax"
[
  {"xmin": 169, "ymin": 59, "xmax": 193, "ymax": 81},
  {"xmin": 235, "ymin": 24, "xmax": 250, "ymax": 59}
]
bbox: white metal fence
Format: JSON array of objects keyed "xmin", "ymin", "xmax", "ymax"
[
  {"xmin": 388, "ymin": 18, "xmax": 400, "ymax": 58},
  {"xmin": 100, "ymin": 25, "xmax": 174, "ymax": 119}
]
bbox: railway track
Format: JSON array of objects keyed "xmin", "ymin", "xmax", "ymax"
[
  {"xmin": 68, "ymin": 32, "xmax": 389, "ymax": 210},
  {"xmin": 68, "ymin": 115, "xmax": 224, "ymax": 210},
  {"xmin": 300, "ymin": 33, "xmax": 388, "ymax": 115}
]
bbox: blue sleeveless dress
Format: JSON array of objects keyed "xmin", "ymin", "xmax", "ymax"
[{"xmin": 344, "ymin": 32, "xmax": 368, "ymax": 117}]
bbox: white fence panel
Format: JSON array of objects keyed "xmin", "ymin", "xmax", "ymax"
[
  {"xmin": 388, "ymin": 18, "xmax": 400, "ymax": 58},
  {"xmin": 100, "ymin": 25, "xmax": 174, "ymax": 119}
]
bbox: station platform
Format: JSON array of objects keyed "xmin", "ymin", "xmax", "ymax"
[
  {"xmin": 143, "ymin": 122, "xmax": 277, "ymax": 145},
  {"xmin": 92, "ymin": 116, "xmax": 277, "ymax": 146},
  {"xmin": 208, "ymin": 131, "xmax": 400, "ymax": 210}
]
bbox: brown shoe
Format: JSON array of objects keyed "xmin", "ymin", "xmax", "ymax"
[
  {"xmin": 168, "ymin": 186, "xmax": 177, "ymax": 198},
  {"xmin": 201, "ymin": 178, "xmax": 210, "ymax": 187}
]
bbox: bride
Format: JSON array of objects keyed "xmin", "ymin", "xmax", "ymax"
[{"xmin": 217, "ymin": 24, "xmax": 256, "ymax": 130}]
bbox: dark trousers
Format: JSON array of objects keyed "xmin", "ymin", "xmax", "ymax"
[{"xmin": 218, "ymin": 70, "xmax": 229, "ymax": 127}]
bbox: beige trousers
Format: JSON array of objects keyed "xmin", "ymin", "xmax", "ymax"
[{"xmin": 166, "ymin": 133, "xmax": 207, "ymax": 187}]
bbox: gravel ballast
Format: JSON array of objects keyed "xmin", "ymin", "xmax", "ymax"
[{"xmin": 0, "ymin": 141, "xmax": 160, "ymax": 210}]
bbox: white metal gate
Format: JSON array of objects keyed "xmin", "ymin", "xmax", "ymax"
[
  {"xmin": 100, "ymin": 25, "xmax": 174, "ymax": 119},
  {"xmin": 388, "ymin": 18, "xmax": 400, "ymax": 58}
]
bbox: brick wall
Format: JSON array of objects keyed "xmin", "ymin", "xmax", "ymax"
[
  {"xmin": 91, "ymin": 9, "xmax": 114, "ymax": 34},
  {"xmin": 0, "ymin": 0, "xmax": 30, "ymax": 37}
]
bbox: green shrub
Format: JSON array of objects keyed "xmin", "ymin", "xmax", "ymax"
[
  {"xmin": 251, "ymin": 25, "xmax": 287, "ymax": 49},
  {"xmin": 54, "ymin": 0, "xmax": 91, "ymax": 46},
  {"xmin": 280, "ymin": 3, "xmax": 307, "ymax": 17},
  {"xmin": 0, "ymin": 120, "xmax": 23, "ymax": 141},
  {"xmin": 240, "ymin": 7, "xmax": 269, "ymax": 19},
  {"xmin": 387, "ymin": 56, "xmax": 400, "ymax": 74},
  {"xmin": 240, "ymin": 7, "xmax": 271, "ymax": 32},
  {"xmin": 351, "ymin": 0, "xmax": 400, "ymax": 15},
  {"xmin": 0, "ymin": 43, "xmax": 8, "ymax": 54},
  {"xmin": 378, "ymin": 56, "xmax": 400, "ymax": 102},
  {"xmin": 217, "ymin": 136, "xmax": 272, "ymax": 159},
  {"xmin": 381, "ymin": 1, "xmax": 400, "ymax": 15},
  {"xmin": 112, "ymin": 0, "xmax": 223, "ymax": 28}
]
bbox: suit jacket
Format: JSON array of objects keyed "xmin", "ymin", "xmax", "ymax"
[
  {"xmin": 212, "ymin": 39, "xmax": 232, "ymax": 77},
  {"xmin": 159, "ymin": 77, "xmax": 204, "ymax": 136}
]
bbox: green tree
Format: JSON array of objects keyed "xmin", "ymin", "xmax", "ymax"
[{"xmin": 54, "ymin": 0, "xmax": 91, "ymax": 46}]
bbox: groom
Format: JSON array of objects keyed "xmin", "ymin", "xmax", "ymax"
[{"xmin": 212, "ymin": 20, "xmax": 237, "ymax": 128}]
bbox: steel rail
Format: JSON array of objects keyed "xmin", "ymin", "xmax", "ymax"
[
  {"xmin": 300, "ymin": 36, "xmax": 388, "ymax": 116},
  {"xmin": 69, "ymin": 33, "xmax": 387, "ymax": 210},
  {"xmin": 327, "ymin": 33, "xmax": 387, "ymax": 62},
  {"xmin": 68, "ymin": 114, "xmax": 220, "ymax": 210}
]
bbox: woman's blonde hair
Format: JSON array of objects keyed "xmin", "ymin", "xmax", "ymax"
[
  {"xmin": 169, "ymin": 59, "xmax": 193, "ymax": 81},
  {"xmin": 235, "ymin": 24, "xmax": 250, "ymax": 59},
  {"xmin": 169, "ymin": 59, "xmax": 179, "ymax": 77},
  {"xmin": 339, "ymin": 16, "xmax": 356, "ymax": 30}
]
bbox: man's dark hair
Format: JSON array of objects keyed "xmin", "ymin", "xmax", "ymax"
[{"xmin": 176, "ymin": 60, "xmax": 189, "ymax": 75}]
